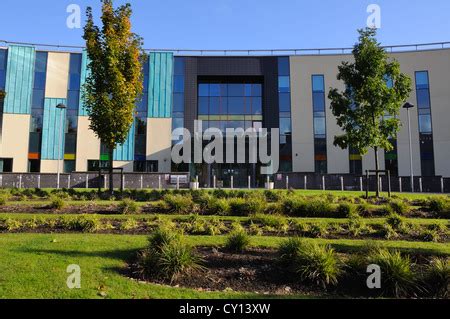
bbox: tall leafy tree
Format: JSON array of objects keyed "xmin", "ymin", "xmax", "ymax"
[
  {"xmin": 329, "ymin": 28, "xmax": 411, "ymax": 197},
  {"xmin": 83, "ymin": 0, "xmax": 146, "ymax": 193}
]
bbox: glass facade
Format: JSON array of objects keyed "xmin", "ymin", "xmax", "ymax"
[
  {"xmin": 134, "ymin": 58, "xmax": 149, "ymax": 170},
  {"xmin": 278, "ymin": 57, "xmax": 292, "ymax": 172},
  {"xmin": 28, "ymin": 51, "xmax": 48, "ymax": 172},
  {"xmin": 312, "ymin": 75, "xmax": 327, "ymax": 173},
  {"xmin": 171, "ymin": 57, "xmax": 187, "ymax": 172},
  {"xmin": 383, "ymin": 76, "xmax": 399, "ymax": 176},
  {"xmin": 64, "ymin": 53, "xmax": 81, "ymax": 172},
  {"xmin": 415, "ymin": 71, "xmax": 435, "ymax": 176}
]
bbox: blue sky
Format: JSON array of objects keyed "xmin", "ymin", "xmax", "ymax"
[{"xmin": 1, "ymin": 0, "xmax": 449, "ymax": 50}]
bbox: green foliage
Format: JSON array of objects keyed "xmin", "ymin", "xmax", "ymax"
[
  {"xmin": 294, "ymin": 242, "xmax": 341, "ymax": 288},
  {"xmin": 163, "ymin": 194, "xmax": 195, "ymax": 214},
  {"xmin": 281, "ymin": 197, "xmax": 334, "ymax": 217},
  {"xmin": 389, "ymin": 200, "xmax": 410, "ymax": 215},
  {"xmin": 336, "ymin": 203, "xmax": 354, "ymax": 218},
  {"xmin": 422, "ymin": 257, "xmax": 449, "ymax": 298},
  {"xmin": 367, "ymin": 248, "xmax": 417, "ymax": 297},
  {"xmin": 117, "ymin": 198, "xmax": 140, "ymax": 214},
  {"xmin": 427, "ymin": 197, "xmax": 449, "ymax": 217},
  {"xmin": 49, "ymin": 196, "xmax": 66, "ymax": 210},
  {"xmin": 386, "ymin": 213, "xmax": 408, "ymax": 233},
  {"xmin": 225, "ymin": 229, "xmax": 251, "ymax": 253},
  {"xmin": 328, "ymin": 28, "xmax": 412, "ymax": 197},
  {"xmin": 277, "ymin": 237, "xmax": 303, "ymax": 266},
  {"xmin": 0, "ymin": 194, "xmax": 8, "ymax": 206},
  {"xmin": 83, "ymin": 0, "xmax": 145, "ymax": 192},
  {"xmin": 205, "ymin": 197, "xmax": 230, "ymax": 216},
  {"xmin": 67, "ymin": 215, "xmax": 99, "ymax": 233},
  {"xmin": 308, "ymin": 223, "xmax": 329, "ymax": 238},
  {"xmin": 381, "ymin": 224, "xmax": 398, "ymax": 240},
  {"xmin": 119, "ymin": 218, "xmax": 139, "ymax": 231},
  {"xmin": 0, "ymin": 218, "xmax": 22, "ymax": 231},
  {"xmin": 138, "ymin": 228, "xmax": 202, "ymax": 283},
  {"xmin": 228, "ymin": 197, "xmax": 265, "ymax": 216}
]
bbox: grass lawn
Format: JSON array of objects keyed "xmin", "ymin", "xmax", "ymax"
[{"xmin": 0, "ymin": 233, "xmax": 448, "ymax": 299}]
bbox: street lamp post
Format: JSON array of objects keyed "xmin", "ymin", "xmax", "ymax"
[
  {"xmin": 56, "ymin": 103, "xmax": 67, "ymax": 189},
  {"xmin": 403, "ymin": 102, "xmax": 415, "ymax": 192}
]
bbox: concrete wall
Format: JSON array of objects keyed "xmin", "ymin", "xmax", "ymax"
[
  {"xmin": 290, "ymin": 55, "xmax": 350, "ymax": 173},
  {"xmin": 0, "ymin": 114, "xmax": 31, "ymax": 172},
  {"xmin": 391, "ymin": 49, "xmax": 450, "ymax": 177},
  {"xmin": 147, "ymin": 118, "xmax": 172, "ymax": 172},
  {"xmin": 75, "ymin": 116, "xmax": 100, "ymax": 171},
  {"xmin": 40, "ymin": 160, "xmax": 62, "ymax": 173}
]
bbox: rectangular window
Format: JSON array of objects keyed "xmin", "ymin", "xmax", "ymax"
[
  {"xmin": 64, "ymin": 160, "xmax": 76, "ymax": 173},
  {"xmin": 415, "ymin": 71, "xmax": 435, "ymax": 176},
  {"xmin": 0, "ymin": 158, "xmax": 13, "ymax": 172},
  {"xmin": 87, "ymin": 160, "xmax": 109, "ymax": 172},
  {"xmin": 312, "ymin": 75, "xmax": 327, "ymax": 173},
  {"xmin": 278, "ymin": 76, "xmax": 290, "ymax": 93},
  {"xmin": 173, "ymin": 75, "xmax": 184, "ymax": 93},
  {"xmin": 28, "ymin": 159, "xmax": 40, "ymax": 173}
]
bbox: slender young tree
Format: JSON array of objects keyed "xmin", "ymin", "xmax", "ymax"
[
  {"xmin": 83, "ymin": 0, "xmax": 146, "ymax": 193},
  {"xmin": 328, "ymin": 28, "xmax": 412, "ymax": 197}
]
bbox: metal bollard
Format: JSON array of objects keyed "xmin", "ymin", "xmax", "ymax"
[
  {"xmin": 419, "ymin": 177, "xmax": 423, "ymax": 193},
  {"xmin": 19, "ymin": 174, "xmax": 23, "ymax": 189},
  {"xmin": 68, "ymin": 176, "xmax": 71, "ymax": 189},
  {"xmin": 140, "ymin": 174, "xmax": 143, "ymax": 189},
  {"xmin": 286, "ymin": 176, "xmax": 289, "ymax": 190},
  {"xmin": 379, "ymin": 176, "xmax": 383, "ymax": 192},
  {"xmin": 158, "ymin": 175, "xmax": 162, "ymax": 190},
  {"xmin": 213, "ymin": 175, "xmax": 216, "ymax": 189},
  {"xmin": 399, "ymin": 177, "xmax": 402, "ymax": 193},
  {"xmin": 360, "ymin": 177, "xmax": 363, "ymax": 192},
  {"xmin": 248, "ymin": 176, "xmax": 251, "ymax": 189},
  {"xmin": 340, "ymin": 176, "xmax": 344, "ymax": 191},
  {"xmin": 86, "ymin": 174, "xmax": 89, "ymax": 189},
  {"xmin": 38, "ymin": 175, "xmax": 41, "ymax": 189},
  {"xmin": 304, "ymin": 175, "xmax": 307, "ymax": 190},
  {"xmin": 231, "ymin": 176, "xmax": 234, "ymax": 189},
  {"xmin": 176, "ymin": 176, "xmax": 180, "ymax": 190},
  {"xmin": 441, "ymin": 177, "xmax": 444, "ymax": 193},
  {"xmin": 322, "ymin": 175, "xmax": 325, "ymax": 191}
]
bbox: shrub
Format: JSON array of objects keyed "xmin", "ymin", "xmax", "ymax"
[
  {"xmin": 163, "ymin": 194, "xmax": 195, "ymax": 214},
  {"xmin": 248, "ymin": 222, "xmax": 263, "ymax": 236},
  {"xmin": 49, "ymin": 196, "xmax": 66, "ymax": 210},
  {"xmin": 277, "ymin": 237, "xmax": 303, "ymax": 266},
  {"xmin": 336, "ymin": 203, "xmax": 354, "ymax": 218},
  {"xmin": 421, "ymin": 229, "xmax": 440, "ymax": 242},
  {"xmin": 205, "ymin": 197, "xmax": 230, "ymax": 215},
  {"xmin": 427, "ymin": 197, "xmax": 447, "ymax": 213},
  {"xmin": 204, "ymin": 219, "xmax": 225, "ymax": 236},
  {"xmin": 264, "ymin": 190, "xmax": 285, "ymax": 202},
  {"xmin": 386, "ymin": 213, "xmax": 408, "ymax": 233},
  {"xmin": 137, "ymin": 229, "xmax": 202, "ymax": 283},
  {"xmin": 294, "ymin": 242, "xmax": 340, "ymax": 288},
  {"xmin": 0, "ymin": 218, "xmax": 22, "ymax": 231},
  {"xmin": 251, "ymin": 214, "xmax": 287, "ymax": 229},
  {"xmin": 225, "ymin": 229, "xmax": 250, "ymax": 252},
  {"xmin": 303, "ymin": 199, "xmax": 334, "ymax": 217},
  {"xmin": 356, "ymin": 203, "xmax": 369, "ymax": 216},
  {"xmin": 389, "ymin": 200, "xmax": 410, "ymax": 215},
  {"xmin": 120, "ymin": 218, "xmax": 139, "ymax": 231},
  {"xmin": 381, "ymin": 224, "xmax": 398, "ymax": 240},
  {"xmin": 118, "ymin": 199, "xmax": 141, "ymax": 214},
  {"xmin": 229, "ymin": 197, "xmax": 265, "ymax": 216},
  {"xmin": 308, "ymin": 223, "xmax": 328, "ymax": 238},
  {"xmin": 347, "ymin": 215, "xmax": 368, "ymax": 237},
  {"xmin": 0, "ymin": 194, "xmax": 9, "ymax": 206},
  {"xmin": 67, "ymin": 215, "xmax": 99, "ymax": 233},
  {"xmin": 366, "ymin": 248, "xmax": 417, "ymax": 297},
  {"xmin": 422, "ymin": 257, "xmax": 449, "ymax": 298}
]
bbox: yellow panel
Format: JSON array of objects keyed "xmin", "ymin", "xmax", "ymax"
[
  {"xmin": 64, "ymin": 154, "xmax": 76, "ymax": 160},
  {"xmin": 45, "ymin": 52, "xmax": 70, "ymax": 99}
]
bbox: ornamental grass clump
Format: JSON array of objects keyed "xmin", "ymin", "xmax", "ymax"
[
  {"xmin": 225, "ymin": 229, "xmax": 251, "ymax": 253},
  {"xmin": 136, "ymin": 227, "xmax": 202, "ymax": 283},
  {"xmin": 117, "ymin": 198, "xmax": 141, "ymax": 214}
]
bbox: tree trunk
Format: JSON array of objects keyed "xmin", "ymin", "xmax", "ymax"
[
  {"xmin": 108, "ymin": 148, "xmax": 114, "ymax": 195},
  {"xmin": 374, "ymin": 146, "xmax": 380, "ymax": 198}
]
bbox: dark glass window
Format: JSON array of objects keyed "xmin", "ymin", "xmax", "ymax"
[
  {"xmin": 415, "ymin": 71, "xmax": 429, "ymax": 89},
  {"xmin": 69, "ymin": 73, "xmax": 81, "ymax": 91},
  {"xmin": 32, "ymin": 89, "xmax": 45, "ymax": 109},
  {"xmin": 228, "ymin": 97, "xmax": 244, "ymax": 114},
  {"xmin": 0, "ymin": 158, "xmax": 13, "ymax": 173},
  {"xmin": 314, "ymin": 117, "xmax": 326, "ymax": 137},
  {"xmin": 173, "ymin": 93, "xmax": 184, "ymax": 112},
  {"xmin": 64, "ymin": 133, "xmax": 77, "ymax": 154},
  {"xmin": 419, "ymin": 114, "xmax": 432, "ymax": 133},
  {"xmin": 173, "ymin": 75, "xmax": 184, "ymax": 93},
  {"xmin": 174, "ymin": 58, "xmax": 185, "ymax": 75},
  {"xmin": 278, "ymin": 57, "xmax": 290, "ymax": 76},
  {"xmin": 315, "ymin": 160, "xmax": 327, "ymax": 174},
  {"xmin": 69, "ymin": 54, "xmax": 82, "ymax": 74},
  {"xmin": 279, "ymin": 118, "xmax": 291, "ymax": 135},
  {"xmin": 312, "ymin": 75, "xmax": 325, "ymax": 92},
  {"xmin": 279, "ymin": 93, "xmax": 290, "ymax": 112},
  {"xmin": 0, "ymin": 50, "xmax": 7, "ymax": 71},
  {"xmin": 28, "ymin": 132, "xmax": 41, "ymax": 153},
  {"xmin": 209, "ymin": 97, "xmax": 221, "ymax": 114},
  {"xmin": 87, "ymin": 160, "xmax": 109, "ymax": 172},
  {"xmin": 252, "ymin": 84, "xmax": 262, "ymax": 97},
  {"xmin": 228, "ymin": 84, "xmax": 244, "ymax": 96},
  {"xmin": 278, "ymin": 76, "xmax": 290, "ymax": 93},
  {"xmin": 64, "ymin": 160, "xmax": 76, "ymax": 173},
  {"xmin": 199, "ymin": 84, "xmax": 209, "ymax": 97},
  {"xmin": 416, "ymin": 89, "xmax": 430, "ymax": 109},
  {"xmin": 35, "ymin": 52, "xmax": 48, "ymax": 73},
  {"xmin": 28, "ymin": 160, "xmax": 40, "ymax": 173},
  {"xmin": 313, "ymin": 92, "xmax": 325, "ymax": 112},
  {"xmin": 349, "ymin": 160, "xmax": 362, "ymax": 175},
  {"xmin": 67, "ymin": 90, "xmax": 80, "ymax": 110}
]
